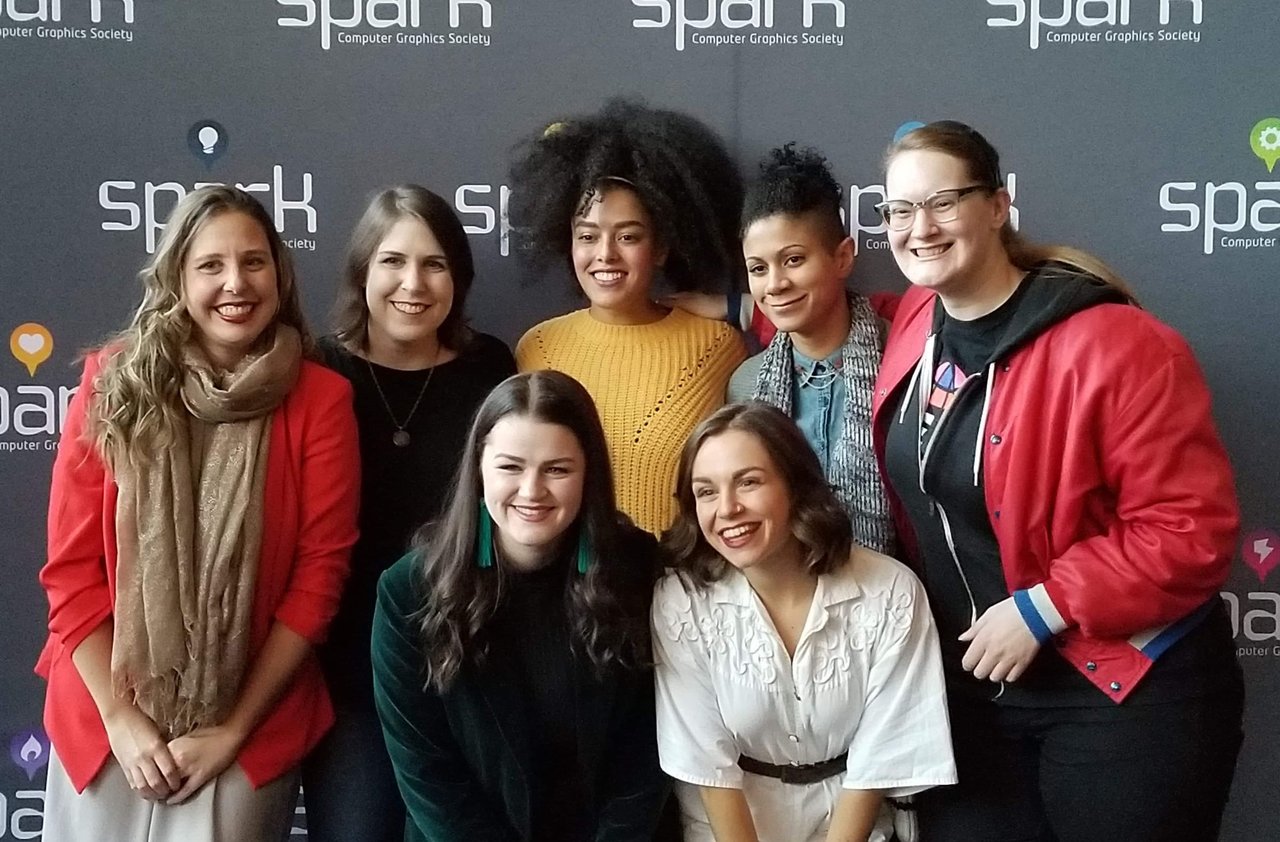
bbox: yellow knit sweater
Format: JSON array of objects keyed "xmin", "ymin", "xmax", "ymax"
[{"xmin": 516, "ymin": 308, "xmax": 746, "ymax": 535}]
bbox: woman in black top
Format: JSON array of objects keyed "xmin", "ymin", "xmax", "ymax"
[
  {"xmin": 372, "ymin": 370, "xmax": 667, "ymax": 842},
  {"xmin": 306, "ymin": 184, "xmax": 515, "ymax": 842}
]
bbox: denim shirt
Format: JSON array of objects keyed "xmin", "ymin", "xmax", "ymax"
[{"xmin": 791, "ymin": 347, "xmax": 845, "ymax": 474}]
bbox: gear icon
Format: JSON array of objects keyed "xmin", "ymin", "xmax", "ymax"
[{"xmin": 1260, "ymin": 125, "xmax": 1280, "ymax": 152}]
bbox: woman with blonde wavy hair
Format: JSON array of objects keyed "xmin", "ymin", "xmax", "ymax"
[
  {"xmin": 37, "ymin": 185, "xmax": 359, "ymax": 842},
  {"xmin": 873, "ymin": 120, "xmax": 1243, "ymax": 841}
]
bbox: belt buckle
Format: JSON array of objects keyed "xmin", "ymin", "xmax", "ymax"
[{"xmin": 780, "ymin": 761, "xmax": 808, "ymax": 785}]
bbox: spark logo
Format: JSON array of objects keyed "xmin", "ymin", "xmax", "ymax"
[
  {"xmin": 276, "ymin": 0, "xmax": 493, "ymax": 50},
  {"xmin": 0, "ymin": 0, "xmax": 136, "ymax": 44},
  {"xmin": 985, "ymin": 0, "xmax": 1203, "ymax": 50},
  {"xmin": 1158, "ymin": 118, "xmax": 1280, "ymax": 255},
  {"xmin": 631, "ymin": 0, "xmax": 848, "ymax": 51},
  {"xmin": 0, "ymin": 0, "xmax": 133, "ymax": 23},
  {"xmin": 99, "ymin": 169, "xmax": 318, "ymax": 254}
]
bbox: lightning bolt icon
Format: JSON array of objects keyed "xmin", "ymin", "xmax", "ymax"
[{"xmin": 1256, "ymin": 539, "xmax": 1275, "ymax": 564}]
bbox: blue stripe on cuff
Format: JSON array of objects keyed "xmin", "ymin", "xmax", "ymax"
[{"xmin": 1013, "ymin": 589, "xmax": 1054, "ymax": 644}]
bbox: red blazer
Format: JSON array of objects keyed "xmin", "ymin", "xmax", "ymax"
[
  {"xmin": 872, "ymin": 285, "xmax": 1238, "ymax": 702},
  {"xmin": 37, "ymin": 351, "xmax": 360, "ymax": 792}
]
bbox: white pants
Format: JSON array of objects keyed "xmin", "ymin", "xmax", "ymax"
[{"xmin": 42, "ymin": 748, "xmax": 298, "ymax": 842}]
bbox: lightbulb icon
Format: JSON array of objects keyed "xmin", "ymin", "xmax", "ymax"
[
  {"xmin": 187, "ymin": 120, "xmax": 228, "ymax": 167},
  {"xmin": 198, "ymin": 125, "xmax": 219, "ymax": 154}
]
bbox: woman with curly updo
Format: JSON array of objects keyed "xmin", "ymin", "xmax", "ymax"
[
  {"xmin": 653, "ymin": 402, "xmax": 955, "ymax": 842},
  {"xmin": 729, "ymin": 144, "xmax": 895, "ymax": 558},
  {"xmin": 38, "ymin": 186, "xmax": 359, "ymax": 841},
  {"xmin": 371, "ymin": 371, "xmax": 668, "ymax": 841},
  {"xmin": 510, "ymin": 98, "xmax": 747, "ymax": 535}
]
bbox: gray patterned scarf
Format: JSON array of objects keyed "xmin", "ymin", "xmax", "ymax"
[{"xmin": 751, "ymin": 293, "xmax": 895, "ymax": 554}]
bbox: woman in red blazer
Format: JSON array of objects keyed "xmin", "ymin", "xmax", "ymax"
[{"xmin": 37, "ymin": 185, "xmax": 359, "ymax": 842}]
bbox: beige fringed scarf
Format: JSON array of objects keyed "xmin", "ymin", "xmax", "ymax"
[{"xmin": 110, "ymin": 326, "xmax": 301, "ymax": 739}]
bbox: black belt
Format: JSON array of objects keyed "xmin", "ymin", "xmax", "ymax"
[{"xmin": 738, "ymin": 752, "xmax": 848, "ymax": 785}]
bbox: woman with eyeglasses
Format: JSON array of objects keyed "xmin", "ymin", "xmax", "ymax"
[
  {"xmin": 871, "ymin": 120, "xmax": 1243, "ymax": 841},
  {"xmin": 371, "ymin": 370, "xmax": 668, "ymax": 842}
]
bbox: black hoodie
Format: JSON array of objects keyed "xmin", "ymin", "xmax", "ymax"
[{"xmin": 883, "ymin": 264, "xmax": 1127, "ymax": 704}]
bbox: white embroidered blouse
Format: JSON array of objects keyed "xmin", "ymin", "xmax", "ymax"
[{"xmin": 652, "ymin": 546, "xmax": 956, "ymax": 842}]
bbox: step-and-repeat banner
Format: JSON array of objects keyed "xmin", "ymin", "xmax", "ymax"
[{"xmin": 1, "ymin": 1, "xmax": 1275, "ymax": 837}]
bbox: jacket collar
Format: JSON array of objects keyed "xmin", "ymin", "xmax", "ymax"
[{"xmin": 874, "ymin": 285, "xmax": 936, "ymax": 420}]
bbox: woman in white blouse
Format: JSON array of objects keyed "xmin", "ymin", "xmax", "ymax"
[{"xmin": 653, "ymin": 401, "xmax": 956, "ymax": 842}]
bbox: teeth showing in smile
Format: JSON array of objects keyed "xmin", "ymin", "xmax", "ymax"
[
  {"xmin": 720, "ymin": 523, "xmax": 756, "ymax": 540},
  {"xmin": 912, "ymin": 245, "xmax": 950, "ymax": 258},
  {"xmin": 216, "ymin": 303, "xmax": 253, "ymax": 316},
  {"xmin": 391, "ymin": 301, "xmax": 427, "ymax": 314},
  {"xmin": 593, "ymin": 271, "xmax": 624, "ymax": 282}
]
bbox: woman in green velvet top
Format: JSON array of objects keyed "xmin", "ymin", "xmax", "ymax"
[{"xmin": 371, "ymin": 370, "xmax": 668, "ymax": 842}]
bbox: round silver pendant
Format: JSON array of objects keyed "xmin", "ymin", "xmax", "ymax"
[{"xmin": 392, "ymin": 430, "xmax": 411, "ymax": 447}]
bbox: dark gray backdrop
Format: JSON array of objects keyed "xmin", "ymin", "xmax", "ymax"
[{"xmin": 1, "ymin": 1, "xmax": 1275, "ymax": 837}]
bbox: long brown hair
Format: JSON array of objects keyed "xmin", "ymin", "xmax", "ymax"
[
  {"xmin": 886, "ymin": 120, "xmax": 1135, "ymax": 300},
  {"xmin": 662, "ymin": 401, "xmax": 852, "ymax": 586},
  {"xmin": 89, "ymin": 186, "xmax": 311, "ymax": 464},
  {"xmin": 412, "ymin": 371, "xmax": 652, "ymax": 692}
]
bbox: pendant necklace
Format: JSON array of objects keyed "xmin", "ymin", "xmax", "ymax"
[{"xmin": 364, "ymin": 344, "xmax": 439, "ymax": 447}]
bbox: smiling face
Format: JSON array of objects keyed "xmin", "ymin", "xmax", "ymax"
[
  {"xmin": 691, "ymin": 428, "xmax": 801, "ymax": 576},
  {"xmin": 480, "ymin": 414, "xmax": 586, "ymax": 571},
  {"xmin": 365, "ymin": 215, "xmax": 455, "ymax": 359},
  {"xmin": 182, "ymin": 210, "xmax": 279, "ymax": 370},
  {"xmin": 743, "ymin": 212, "xmax": 853, "ymax": 352},
  {"xmin": 570, "ymin": 186, "xmax": 667, "ymax": 324},
  {"xmin": 884, "ymin": 149, "xmax": 1009, "ymax": 300}
]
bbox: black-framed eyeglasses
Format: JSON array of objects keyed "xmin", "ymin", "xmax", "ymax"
[{"xmin": 874, "ymin": 185, "xmax": 991, "ymax": 231}]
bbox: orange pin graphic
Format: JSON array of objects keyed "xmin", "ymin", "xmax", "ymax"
[{"xmin": 10, "ymin": 323, "xmax": 53, "ymax": 376}]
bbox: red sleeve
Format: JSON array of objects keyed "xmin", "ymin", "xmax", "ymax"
[
  {"xmin": 868, "ymin": 291, "xmax": 903, "ymax": 322},
  {"xmin": 41, "ymin": 354, "xmax": 113, "ymax": 653},
  {"xmin": 1040, "ymin": 330, "xmax": 1238, "ymax": 637},
  {"xmin": 749, "ymin": 302, "xmax": 777, "ymax": 347},
  {"xmin": 273, "ymin": 374, "xmax": 360, "ymax": 643}
]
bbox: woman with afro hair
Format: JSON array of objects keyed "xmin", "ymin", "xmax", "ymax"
[{"xmin": 510, "ymin": 98, "xmax": 747, "ymax": 536}]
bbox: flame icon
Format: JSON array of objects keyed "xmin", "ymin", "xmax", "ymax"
[
  {"xmin": 20, "ymin": 735, "xmax": 41, "ymax": 763},
  {"xmin": 9, "ymin": 728, "xmax": 50, "ymax": 780}
]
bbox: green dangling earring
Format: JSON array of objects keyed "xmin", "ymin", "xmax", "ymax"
[
  {"xmin": 476, "ymin": 503, "xmax": 494, "ymax": 569},
  {"xmin": 575, "ymin": 529, "xmax": 591, "ymax": 575}
]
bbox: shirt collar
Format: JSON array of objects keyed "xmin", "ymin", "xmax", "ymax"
[{"xmin": 706, "ymin": 560, "xmax": 862, "ymax": 607}]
